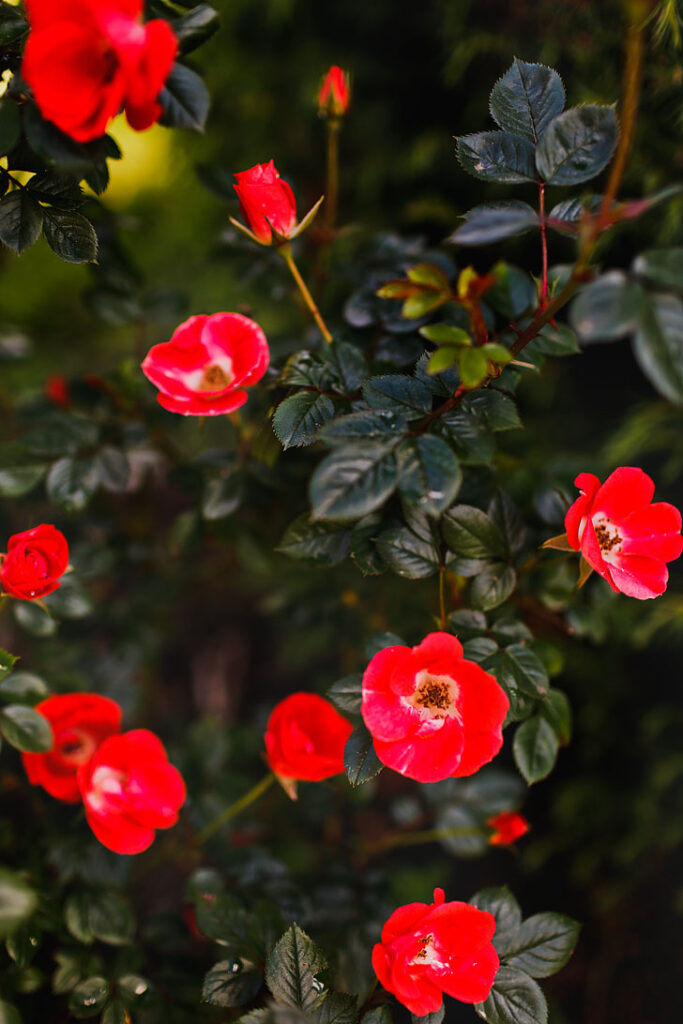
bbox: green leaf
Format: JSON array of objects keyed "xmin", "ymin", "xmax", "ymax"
[
  {"xmin": 159, "ymin": 63, "xmax": 210, "ymax": 132},
  {"xmin": 539, "ymin": 689, "xmax": 572, "ymax": 744},
  {"xmin": 427, "ymin": 347, "xmax": 459, "ymax": 373},
  {"xmin": 23, "ymin": 412, "xmax": 98, "ymax": 456},
  {"xmin": 489, "ymin": 491, "xmax": 525, "ymax": 554},
  {"xmin": 316, "ymin": 993, "xmax": 358, "ymax": 1024},
  {"xmin": 0, "ymin": 99, "xmax": 20, "ymax": 158},
  {"xmin": 442, "ymin": 505, "xmax": 507, "ymax": 559},
  {"xmin": 419, "ymin": 324, "xmax": 471, "ymax": 346},
  {"xmin": 467, "ymin": 391, "xmax": 521, "ymax": 432},
  {"xmin": 0, "ymin": 5, "xmax": 27, "ymax": 46},
  {"xmin": 0, "ymin": 465, "xmax": 46, "ymax": 497},
  {"xmin": 489, "ymin": 59, "xmax": 565, "ymax": 143},
  {"xmin": 475, "ymin": 966, "xmax": 547, "ymax": 1024},
  {"xmin": 505, "ymin": 913, "xmax": 581, "ymax": 978},
  {"xmin": 439, "ymin": 407, "xmax": 494, "ymax": 464},
  {"xmin": 532, "ymin": 322, "xmax": 580, "ymax": 356},
  {"xmin": 490, "ymin": 644, "xmax": 549, "ymax": 699},
  {"xmin": 68, "ymin": 977, "xmax": 109, "ymax": 1019},
  {"xmin": 94, "ymin": 446, "xmax": 130, "ymax": 493},
  {"xmin": 397, "ymin": 436, "xmax": 462, "ymax": 516},
  {"xmin": 64, "ymin": 892, "xmax": 94, "ymax": 944},
  {"xmin": 174, "ymin": 3, "xmax": 220, "ymax": 53},
  {"xmin": 116, "ymin": 975, "xmax": 152, "ymax": 1007},
  {"xmin": 450, "ymin": 202, "xmax": 539, "ymax": 246},
  {"xmin": 0, "ymin": 1002, "xmax": 21, "ymax": 1024},
  {"xmin": 376, "ymin": 524, "xmax": 441, "ymax": 579},
  {"xmin": 487, "ymin": 262, "xmax": 537, "ymax": 320},
  {"xmin": 365, "ymin": 632, "xmax": 405, "ymax": 659},
  {"xmin": 633, "ymin": 247, "xmax": 683, "ymax": 295},
  {"xmin": 458, "ymin": 348, "xmax": 489, "ymax": 388},
  {"xmin": 547, "ymin": 194, "xmax": 602, "ymax": 235},
  {"xmin": 202, "ymin": 960, "xmax": 263, "ymax": 1007},
  {"xmin": 403, "ymin": 292, "xmax": 447, "ymax": 318},
  {"xmin": 265, "ymin": 924, "xmax": 327, "ymax": 1012},
  {"xmin": 273, "ymin": 393, "xmax": 336, "ymax": 449},
  {"xmin": 0, "ymin": 191, "xmax": 43, "ymax": 255},
  {"xmin": 448, "ymin": 609, "xmax": 488, "ymax": 639},
  {"xmin": 46, "ymin": 455, "xmax": 99, "ymax": 511},
  {"xmin": 513, "ymin": 716, "xmax": 559, "ymax": 784},
  {"xmin": 570, "ymin": 272, "xmax": 646, "ymax": 342},
  {"xmin": 632, "ymin": 294, "xmax": 683, "ymax": 405},
  {"xmin": 0, "ymin": 870, "xmax": 37, "ymax": 939},
  {"xmin": 87, "ymin": 892, "xmax": 134, "ymax": 946},
  {"xmin": 327, "ymin": 674, "xmax": 363, "ymax": 715},
  {"xmin": 350, "ymin": 515, "xmax": 386, "ymax": 576},
  {"xmin": 322, "ymin": 341, "xmax": 368, "ymax": 395},
  {"xmin": 310, "ymin": 443, "xmax": 398, "ymax": 522},
  {"xmin": 44, "ymin": 577, "xmax": 92, "ymax": 620},
  {"xmin": 435, "ymin": 804, "xmax": 487, "ymax": 858},
  {"xmin": 0, "ymin": 648, "xmax": 18, "ymax": 682},
  {"xmin": 26, "ymin": 172, "xmax": 84, "ymax": 210},
  {"xmin": 278, "ymin": 514, "xmax": 350, "ymax": 566},
  {"xmin": 13, "ymin": 601, "xmax": 57, "ymax": 638},
  {"xmin": 470, "ymin": 563, "xmax": 517, "ymax": 611},
  {"xmin": 456, "ymin": 132, "xmax": 537, "ymax": 184},
  {"xmin": 319, "ymin": 409, "xmax": 407, "ymax": 447},
  {"xmin": 361, "ymin": 1007, "xmax": 392, "ymax": 1024},
  {"xmin": 363, "ymin": 375, "xmax": 432, "ymax": 420},
  {"xmin": 101, "ymin": 1001, "xmax": 128, "ymax": 1024},
  {"xmin": 469, "ymin": 887, "xmax": 522, "ymax": 956},
  {"xmin": 22, "ymin": 103, "xmax": 118, "ymax": 177},
  {"xmin": 344, "ymin": 724, "xmax": 383, "ymax": 787},
  {"xmin": 42, "ymin": 209, "xmax": 98, "ymax": 263},
  {"xmin": 0, "ymin": 672, "xmax": 48, "ymax": 705},
  {"xmin": 0, "ymin": 705, "xmax": 53, "ymax": 752},
  {"xmin": 535, "ymin": 105, "xmax": 618, "ymax": 185},
  {"xmin": 202, "ymin": 471, "xmax": 242, "ymax": 520},
  {"xmin": 411, "ymin": 1008, "xmax": 444, "ymax": 1024}
]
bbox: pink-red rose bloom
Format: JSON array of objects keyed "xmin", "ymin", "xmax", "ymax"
[
  {"xmin": 361, "ymin": 632, "xmax": 509, "ymax": 783},
  {"xmin": 565, "ymin": 466, "xmax": 683, "ymax": 599},
  {"xmin": 318, "ymin": 66, "xmax": 351, "ymax": 117},
  {"xmin": 264, "ymin": 692, "xmax": 353, "ymax": 786},
  {"xmin": 487, "ymin": 811, "xmax": 529, "ymax": 846},
  {"xmin": 372, "ymin": 888, "xmax": 499, "ymax": 1015},
  {"xmin": 78, "ymin": 729, "xmax": 186, "ymax": 854},
  {"xmin": 0, "ymin": 524, "xmax": 69, "ymax": 601},
  {"xmin": 141, "ymin": 313, "xmax": 269, "ymax": 416},
  {"xmin": 22, "ymin": 694, "xmax": 122, "ymax": 803},
  {"xmin": 22, "ymin": 0, "xmax": 177, "ymax": 142},
  {"xmin": 233, "ymin": 161, "xmax": 298, "ymax": 244}
]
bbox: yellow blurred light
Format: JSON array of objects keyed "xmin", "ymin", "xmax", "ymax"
[{"xmin": 96, "ymin": 114, "xmax": 178, "ymax": 207}]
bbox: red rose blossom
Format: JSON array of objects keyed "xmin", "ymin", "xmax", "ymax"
[
  {"xmin": 22, "ymin": 0, "xmax": 177, "ymax": 143},
  {"xmin": 45, "ymin": 374, "xmax": 71, "ymax": 408},
  {"xmin": 141, "ymin": 313, "xmax": 269, "ymax": 416},
  {"xmin": 318, "ymin": 66, "xmax": 351, "ymax": 118},
  {"xmin": 0, "ymin": 524, "xmax": 69, "ymax": 601},
  {"xmin": 487, "ymin": 811, "xmax": 529, "ymax": 846},
  {"xmin": 564, "ymin": 466, "xmax": 683, "ymax": 599},
  {"xmin": 78, "ymin": 729, "xmax": 186, "ymax": 854},
  {"xmin": 264, "ymin": 692, "xmax": 353, "ymax": 799},
  {"xmin": 233, "ymin": 161, "xmax": 298, "ymax": 244},
  {"xmin": 22, "ymin": 694, "xmax": 122, "ymax": 803},
  {"xmin": 361, "ymin": 632, "xmax": 509, "ymax": 783},
  {"xmin": 372, "ymin": 888, "xmax": 499, "ymax": 1015}
]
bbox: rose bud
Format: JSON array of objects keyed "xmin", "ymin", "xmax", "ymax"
[
  {"xmin": 21, "ymin": 694, "xmax": 122, "ymax": 803},
  {"xmin": 361, "ymin": 632, "xmax": 509, "ymax": 783},
  {"xmin": 264, "ymin": 692, "xmax": 353, "ymax": 800},
  {"xmin": 318, "ymin": 66, "xmax": 351, "ymax": 118},
  {"xmin": 141, "ymin": 312, "xmax": 269, "ymax": 416},
  {"xmin": 487, "ymin": 811, "xmax": 529, "ymax": 846},
  {"xmin": 45, "ymin": 374, "xmax": 71, "ymax": 408},
  {"xmin": 564, "ymin": 466, "xmax": 683, "ymax": 599},
  {"xmin": 78, "ymin": 729, "xmax": 186, "ymax": 854},
  {"xmin": 0, "ymin": 524, "xmax": 69, "ymax": 601},
  {"xmin": 22, "ymin": 0, "xmax": 177, "ymax": 143},
  {"xmin": 372, "ymin": 888, "xmax": 499, "ymax": 1015},
  {"xmin": 231, "ymin": 161, "xmax": 324, "ymax": 246}
]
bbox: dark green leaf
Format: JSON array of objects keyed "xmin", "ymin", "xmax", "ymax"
[
  {"xmin": 174, "ymin": 3, "xmax": 220, "ymax": 53},
  {"xmin": 278, "ymin": 514, "xmax": 350, "ymax": 566},
  {"xmin": 471, "ymin": 563, "xmax": 516, "ymax": 611},
  {"xmin": 492, "ymin": 644, "xmax": 549, "ymax": 699},
  {"xmin": 46, "ymin": 456, "xmax": 99, "ymax": 511},
  {"xmin": 470, "ymin": 887, "xmax": 522, "ymax": 956},
  {"xmin": 0, "ymin": 870, "xmax": 37, "ymax": 939},
  {"xmin": 202, "ymin": 471, "xmax": 242, "ymax": 520},
  {"xmin": 0, "ymin": 672, "xmax": 48, "ymax": 705},
  {"xmin": 94, "ymin": 446, "xmax": 130, "ymax": 493},
  {"xmin": 323, "ymin": 341, "xmax": 368, "ymax": 395},
  {"xmin": 0, "ymin": 99, "xmax": 20, "ymax": 158},
  {"xmin": 363, "ymin": 375, "xmax": 432, "ymax": 420},
  {"xmin": 539, "ymin": 689, "xmax": 572, "ymax": 744},
  {"xmin": 327, "ymin": 675, "xmax": 363, "ymax": 715},
  {"xmin": 475, "ymin": 966, "xmax": 547, "ymax": 1024},
  {"xmin": 65, "ymin": 892, "xmax": 93, "ymax": 944},
  {"xmin": 489, "ymin": 59, "xmax": 565, "ymax": 143},
  {"xmin": 273, "ymin": 393, "xmax": 336, "ymax": 449},
  {"xmin": 447, "ymin": 609, "xmax": 488, "ymax": 639},
  {"xmin": 532, "ymin": 322, "xmax": 580, "ymax": 356},
  {"xmin": 26, "ymin": 172, "xmax": 84, "ymax": 211},
  {"xmin": 467, "ymin": 391, "xmax": 521, "ymax": 432},
  {"xmin": 0, "ymin": 465, "xmax": 46, "ymax": 497},
  {"xmin": 101, "ymin": 1001, "xmax": 128, "ymax": 1024},
  {"xmin": 456, "ymin": 132, "xmax": 537, "ymax": 184},
  {"xmin": 411, "ymin": 1008, "xmax": 444, "ymax": 1024},
  {"xmin": 547, "ymin": 194, "xmax": 602, "ymax": 235},
  {"xmin": 632, "ymin": 294, "xmax": 683, "ymax": 405},
  {"xmin": 344, "ymin": 724, "xmax": 383, "ymax": 787},
  {"xmin": 42, "ymin": 209, "xmax": 97, "ymax": 263},
  {"xmin": 377, "ymin": 523, "xmax": 441, "ymax": 579},
  {"xmin": 450, "ymin": 202, "xmax": 539, "ymax": 246},
  {"xmin": 117, "ymin": 975, "xmax": 152, "ymax": 1006},
  {"xmin": 462, "ymin": 637, "xmax": 499, "ymax": 662},
  {"xmin": 13, "ymin": 601, "xmax": 57, "ymax": 638},
  {"xmin": 361, "ymin": 1008, "xmax": 392, "ymax": 1024},
  {"xmin": 318, "ymin": 409, "xmax": 407, "ymax": 447},
  {"xmin": 159, "ymin": 63, "xmax": 210, "ymax": 132},
  {"xmin": 486, "ymin": 263, "xmax": 537, "ymax": 319},
  {"xmin": 536, "ymin": 105, "xmax": 618, "ymax": 185},
  {"xmin": 24, "ymin": 413, "xmax": 98, "ymax": 456},
  {"xmin": 397, "ymin": 436, "xmax": 462, "ymax": 516},
  {"xmin": 489, "ymin": 491, "xmax": 525, "ymax": 554},
  {"xmin": 87, "ymin": 892, "xmax": 134, "ymax": 946},
  {"xmin": 350, "ymin": 515, "xmax": 386, "ymax": 576},
  {"xmin": 68, "ymin": 977, "xmax": 109, "ymax": 1019},
  {"xmin": 0, "ymin": 649, "xmax": 18, "ymax": 682},
  {"xmin": 365, "ymin": 632, "xmax": 404, "ymax": 659},
  {"xmin": 505, "ymin": 913, "xmax": 581, "ymax": 978},
  {"xmin": 202, "ymin": 960, "xmax": 263, "ymax": 1007},
  {"xmin": 0, "ymin": 191, "xmax": 43, "ymax": 255},
  {"xmin": 265, "ymin": 924, "xmax": 327, "ymax": 1012},
  {"xmin": 632, "ymin": 247, "xmax": 683, "ymax": 295},
  {"xmin": 310, "ymin": 443, "xmax": 398, "ymax": 522},
  {"xmin": 442, "ymin": 505, "xmax": 507, "ymax": 559},
  {"xmin": 5, "ymin": 923, "xmax": 40, "ymax": 967},
  {"xmin": 513, "ymin": 716, "xmax": 559, "ymax": 784},
  {"xmin": 435, "ymin": 804, "xmax": 487, "ymax": 858},
  {"xmin": 439, "ymin": 407, "xmax": 494, "ymax": 464},
  {"xmin": 570, "ymin": 272, "xmax": 646, "ymax": 342},
  {"xmin": 0, "ymin": 705, "xmax": 53, "ymax": 752},
  {"xmin": 316, "ymin": 993, "xmax": 358, "ymax": 1024},
  {"xmin": 22, "ymin": 104, "xmax": 115, "ymax": 176},
  {"xmin": 0, "ymin": 5, "xmax": 27, "ymax": 45},
  {"xmin": 44, "ymin": 577, "xmax": 92, "ymax": 620}
]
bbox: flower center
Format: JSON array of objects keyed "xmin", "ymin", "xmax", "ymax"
[
  {"xmin": 57, "ymin": 728, "xmax": 97, "ymax": 767},
  {"xmin": 593, "ymin": 514, "xmax": 623, "ymax": 558},
  {"xmin": 201, "ymin": 364, "xmax": 232, "ymax": 390},
  {"xmin": 24, "ymin": 547, "xmax": 49, "ymax": 579},
  {"xmin": 410, "ymin": 934, "xmax": 448, "ymax": 970},
  {"xmin": 409, "ymin": 671, "xmax": 459, "ymax": 721},
  {"xmin": 85, "ymin": 765, "xmax": 128, "ymax": 815}
]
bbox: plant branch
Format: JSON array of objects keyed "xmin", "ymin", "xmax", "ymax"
[
  {"xmin": 280, "ymin": 244, "xmax": 334, "ymax": 344},
  {"xmin": 197, "ymin": 772, "xmax": 274, "ymax": 844}
]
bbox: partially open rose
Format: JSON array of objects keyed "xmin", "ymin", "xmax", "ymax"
[{"xmin": 0, "ymin": 524, "xmax": 69, "ymax": 601}]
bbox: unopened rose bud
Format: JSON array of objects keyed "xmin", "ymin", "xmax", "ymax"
[{"xmin": 318, "ymin": 65, "xmax": 351, "ymax": 118}]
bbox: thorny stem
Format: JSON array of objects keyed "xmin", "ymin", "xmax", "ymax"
[
  {"xmin": 197, "ymin": 772, "xmax": 274, "ymax": 844},
  {"xmin": 280, "ymin": 244, "xmax": 334, "ymax": 344},
  {"xmin": 538, "ymin": 183, "xmax": 549, "ymax": 307},
  {"xmin": 325, "ymin": 119, "xmax": 340, "ymax": 229}
]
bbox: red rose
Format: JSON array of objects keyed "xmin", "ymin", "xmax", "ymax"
[
  {"xmin": 78, "ymin": 729, "xmax": 186, "ymax": 854},
  {"xmin": 372, "ymin": 887, "xmax": 499, "ymax": 1015},
  {"xmin": 0, "ymin": 524, "xmax": 69, "ymax": 601},
  {"xmin": 318, "ymin": 66, "xmax": 351, "ymax": 118},
  {"xmin": 487, "ymin": 811, "xmax": 529, "ymax": 846},
  {"xmin": 264, "ymin": 692, "xmax": 353, "ymax": 799},
  {"xmin": 141, "ymin": 313, "xmax": 269, "ymax": 416},
  {"xmin": 45, "ymin": 374, "xmax": 71, "ymax": 408},
  {"xmin": 233, "ymin": 161, "xmax": 298, "ymax": 244},
  {"xmin": 361, "ymin": 632, "xmax": 509, "ymax": 783},
  {"xmin": 564, "ymin": 466, "xmax": 683, "ymax": 599},
  {"xmin": 22, "ymin": 0, "xmax": 177, "ymax": 143},
  {"xmin": 21, "ymin": 694, "xmax": 122, "ymax": 803}
]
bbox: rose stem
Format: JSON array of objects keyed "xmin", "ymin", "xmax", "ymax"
[
  {"xmin": 325, "ymin": 118, "xmax": 340, "ymax": 229},
  {"xmin": 197, "ymin": 772, "xmax": 274, "ymax": 844},
  {"xmin": 362, "ymin": 824, "xmax": 483, "ymax": 856},
  {"xmin": 538, "ymin": 182, "xmax": 549, "ymax": 307},
  {"xmin": 280, "ymin": 244, "xmax": 334, "ymax": 343}
]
